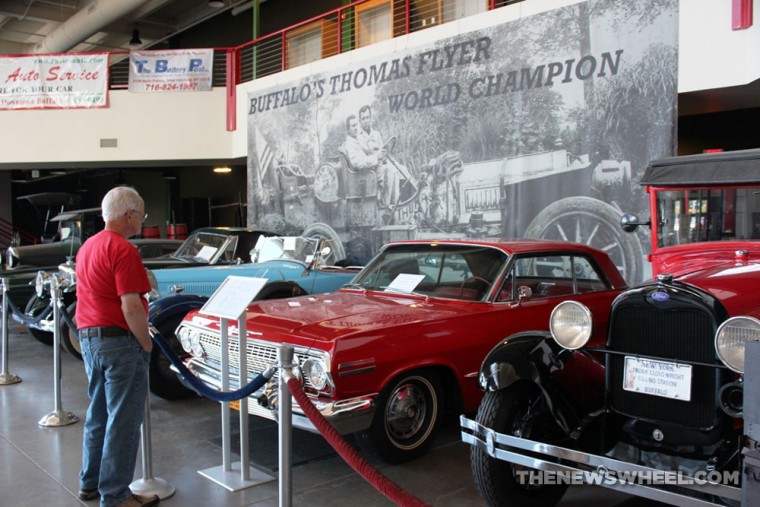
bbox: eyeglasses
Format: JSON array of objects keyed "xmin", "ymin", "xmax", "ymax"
[{"xmin": 130, "ymin": 209, "xmax": 148, "ymax": 222}]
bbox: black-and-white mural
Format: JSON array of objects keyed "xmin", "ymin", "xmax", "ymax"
[{"xmin": 247, "ymin": 0, "xmax": 677, "ymax": 283}]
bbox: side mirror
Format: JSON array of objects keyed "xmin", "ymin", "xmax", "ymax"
[
  {"xmin": 517, "ymin": 285, "xmax": 532, "ymax": 301},
  {"xmin": 620, "ymin": 214, "xmax": 650, "ymax": 233}
]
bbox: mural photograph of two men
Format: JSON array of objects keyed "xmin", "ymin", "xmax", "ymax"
[{"xmin": 248, "ymin": 0, "xmax": 677, "ymax": 285}]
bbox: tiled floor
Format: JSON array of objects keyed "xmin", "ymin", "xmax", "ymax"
[{"xmin": 0, "ymin": 321, "xmax": 660, "ymax": 507}]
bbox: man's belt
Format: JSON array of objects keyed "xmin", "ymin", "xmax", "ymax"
[{"xmin": 79, "ymin": 326, "xmax": 129, "ymax": 338}]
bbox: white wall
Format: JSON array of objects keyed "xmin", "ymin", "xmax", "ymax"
[{"xmin": 0, "ymin": 0, "xmax": 756, "ymax": 167}]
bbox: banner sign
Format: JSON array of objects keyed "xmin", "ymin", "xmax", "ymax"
[
  {"xmin": 247, "ymin": 0, "xmax": 678, "ymax": 283},
  {"xmin": 0, "ymin": 53, "xmax": 108, "ymax": 110},
  {"xmin": 129, "ymin": 49, "xmax": 213, "ymax": 92}
]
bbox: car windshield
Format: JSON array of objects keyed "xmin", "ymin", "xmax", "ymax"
[
  {"xmin": 250, "ymin": 236, "xmax": 321, "ymax": 264},
  {"xmin": 351, "ymin": 243, "xmax": 508, "ymax": 301},
  {"xmin": 655, "ymin": 186, "xmax": 760, "ymax": 248},
  {"xmin": 173, "ymin": 232, "xmax": 237, "ymax": 263}
]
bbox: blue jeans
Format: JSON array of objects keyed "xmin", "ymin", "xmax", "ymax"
[{"xmin": 79, "ymin": 334, "xmax": 150, "ymax": 507}]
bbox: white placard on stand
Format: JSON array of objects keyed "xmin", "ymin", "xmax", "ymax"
[{"xmin": 198, "ymin": 276, "xmax": 275, "ymax": 491}]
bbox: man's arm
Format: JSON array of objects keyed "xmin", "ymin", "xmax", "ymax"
[{"xmin": 121, "ymin": 292, "xmax": 152, "ymax": 352}]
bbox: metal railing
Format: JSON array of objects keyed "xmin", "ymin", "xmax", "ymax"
[{"xmin": 105, "ymin": 0, "xmax": 518, "ymax": 89}]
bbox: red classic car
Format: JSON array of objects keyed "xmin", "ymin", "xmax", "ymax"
[{"xmin": 177, "ymin": 239, "xmax": 626, "ymax": 463}]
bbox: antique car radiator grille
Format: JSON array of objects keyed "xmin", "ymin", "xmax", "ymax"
[
  {"xmin": 607, "ymin": 304, "xmax": 720, "ymax": 429},
  {"xmin": 198, "ymin": 331, "xmax": 316, "ymax": 389}
]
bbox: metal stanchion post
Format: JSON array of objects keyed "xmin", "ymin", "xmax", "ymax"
[
  {"xmin": 199, "ymin": 316, "xmax": 274, "ymax": 491},
  {"xmin": 0, "ymin": 277, "xmax": 21, "ymax": 385},
  {"xmin": 278, "ymin": 344, "xmax": 294, "ymax": 507},
  {"xmin": 38, "ymin": 275, "xmax": 79, "ymax": 427},
  {"xmin": 130, "ymin": 373, "xmax": 176, "ymax": 499}
]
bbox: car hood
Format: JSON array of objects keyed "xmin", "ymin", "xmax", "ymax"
[
  {"xmin": 153, "ymin": 259, "xmax": 309, "ymax": 283},
  {"xmin": 187, "ymin": 289, "xmax": 489, "ymax": 347},
  {"xmin": 675, "ymin": 256, "xmax": 760, "ymax": 317},
  {"xmin": 652, "ymin": 242, "xmax": 760, "ymax": 278}
]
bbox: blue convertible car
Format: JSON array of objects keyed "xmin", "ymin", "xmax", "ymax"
[{"xmin": 147, "ymin": 235, "xmax": 362, "ymax": 398}]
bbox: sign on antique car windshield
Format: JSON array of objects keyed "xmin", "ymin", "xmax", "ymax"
[{"xmin": 623, "ymin": 357, "xmax": 692, "ymax": 401}]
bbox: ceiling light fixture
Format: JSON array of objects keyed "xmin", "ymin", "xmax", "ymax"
[
  {"xmin": 129, "ymin": 28, "xmax": 142, "ymax": 47},
  {"xmin": 209, "ymin": 0, "xmax": 225, "ymax": 7},
  {"xmin": 213, "ymin": 166, "xmax": 232, "ymax": 174}
]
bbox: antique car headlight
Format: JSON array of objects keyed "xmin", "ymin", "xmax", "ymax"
[
  {"xmin": 302, "ymin": 358, "xmax": 329, "ymax": 390},
  {"xmin": 549, "ymin": 300, "xmax": 592, "ymax": 349},
  {"xmin": 145, "ymin": 269, "xmax": 159, "ymax": 301},
  {"xmin": 35, "ymin": 270, "xmax": 52, "ymax": 297},
  {"xmin": 58, "ymin": 261, "xmax": 76, "ymax": 286},
  {"xmin": 715, "ymin": 316, "xmax": 760, "ymax": 373},
  {"xmin": 5, "ymin": 246, "xmax": 17, "ymax": 269}
]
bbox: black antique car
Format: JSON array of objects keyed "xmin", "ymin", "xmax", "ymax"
[{"xmin": 461, "ymin": 148, "xmax": 760, "ymax": 506}]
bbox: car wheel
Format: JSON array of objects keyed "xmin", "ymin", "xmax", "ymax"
[
  {"xmin": 301, "ymin": 222, "xmax": 346, "ymax": 265},
  {"xmin": 357, "ymin": 371, "xmax": 442, "ymax": 464},
  {"xmin": 470, "ymin": 383, "xmax": 569, "ymax": 507},
  {"xmin": 24, "ymin": 294, "xmax": 53, "ymax": 346},
  {"xmin": 524, "ymin": 196, "xmax": 644, "ymax": 284},
  {"xmin": 59, "ymin": 301, "xmax": 82, "ymax": 360},
  {"xmin": 150, "ymin": 313, "xmax": 196, "ymax": 400}
]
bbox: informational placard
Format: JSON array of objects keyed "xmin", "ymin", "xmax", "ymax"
[
  {"xmin": 0, "ymin": 53, "xmax": 108, "ymax": 110},
  {"xmin": 623, "ymin": 356, "xmax": 692, "ymax": 401},
  {"xmin": 200, "ymin": 276, "xmax": 268, "ymax": 320},
  {"xmin": 129, "ymin": 49, "xmax": 213, "ymax": 92},
  {"xmin": 196, "ymin": 245, "xmax": 218, "ymax": 262},
  {"xmin": 386, "ymin": 273, "xmax": 425, "ymax": 293}
]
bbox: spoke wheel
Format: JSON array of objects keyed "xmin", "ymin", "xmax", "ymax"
[{"xmin": 524, "ymin": 196, "xmax": 644, "ymax": 283}]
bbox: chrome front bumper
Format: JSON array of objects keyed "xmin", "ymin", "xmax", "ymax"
[
  {"xmin": 182, "ymin": 358, "xmax": 376, "ymax": 435},
  {"xmin": 460, "ymin": 415, "xmax": 741, "ymax": 507}
]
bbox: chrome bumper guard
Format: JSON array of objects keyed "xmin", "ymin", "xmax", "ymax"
[
  {"xmin": 460, "ymin": 415, "xmax": 741, "ymax": 507},
  {"xmin": 182, "ymin": 358, "xmax": 375, "ymax": 435}
]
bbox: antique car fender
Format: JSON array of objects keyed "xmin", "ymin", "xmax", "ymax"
[
  {"xmin": 477, "ymin": 331, "xmax": 579, "ymax": 434},
  {"xmin": 149, "ymin": 293, "xmax": 209, "ymax": 329}
]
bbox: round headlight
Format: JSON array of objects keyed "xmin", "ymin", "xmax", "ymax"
[
  {"xmin": 6, "ymin": 247, "xmax": 17, "ymax": 269},
  {"xmin": 302, "ymin": 358, "xmax": 328, "ymax": 390},
  {"xmin": 715, "ymin": 316, "xmax": 760, "ymax": 373},
  {"xmin": 177, "ymin": 327, "xmax": 192, "ymax": 353},
  {"xmin": 145, "ymin": 269, "xmax": 159, "ymax": 301},
  {"xmin": 549, "ymin": 301, "xmax": 592, "ymax": 349},
  {"xmin": 35, "ymin": 270, "xmax": 51, "ymax": 298}
]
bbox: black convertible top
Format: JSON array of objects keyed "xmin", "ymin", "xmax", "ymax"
[{"xmin": 640, "ymin": 148, "xmax": 760, "ymax": 186}]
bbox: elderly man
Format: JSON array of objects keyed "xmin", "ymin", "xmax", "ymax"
[{"xmin": 76, "ymin": 186, "xmax": 159, "ymax": 507}]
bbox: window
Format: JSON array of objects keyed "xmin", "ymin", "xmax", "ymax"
[
  {"xmin": 286, "ymin": 19, "xmax": 339, "ymax": 69},
  {"xmin": 496, "ymin": 254, "xmax": 607, "ymax": 301},
  {"xmin": 356, "ymin": 0, "xmax": 394, "ymax": 48},
  {"xmin": 441, "ymin": 0, "xmax": 488, "ymax": 23}
]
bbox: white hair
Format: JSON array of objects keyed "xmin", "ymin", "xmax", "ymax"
[{"xmin": 101, "ymin": 186, "xmax": 143, "ymax": 222}]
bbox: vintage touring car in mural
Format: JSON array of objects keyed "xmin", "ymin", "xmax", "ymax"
[
  {"xmin": 176, "ymin": 238, "xmax": 626, "ymax": 463},
  {"xmin": 460, "ymin": 148, "xmax": 760, "ymax": 506},
  {"xmin": 263, "ymin": 144, "xmax": 642, "ymax": 284}
]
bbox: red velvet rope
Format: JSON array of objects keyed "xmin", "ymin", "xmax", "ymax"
[{"xmin": 286, "ymin": 377, "xmax": 431, "ymax": 507}]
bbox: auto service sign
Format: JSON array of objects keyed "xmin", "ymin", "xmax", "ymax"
[
  {"xmin": 129, "ymin": 49, "xmax": 213, "ymax": 93},
  {"xmin": 0, "ymin": 53, "xmax": 108, "ymax": 110}
]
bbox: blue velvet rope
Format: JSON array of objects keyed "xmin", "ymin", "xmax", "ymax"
[
  {"xmin": 6, "ymin": 294, "xmax": 53, "ymax": 326},
  {"xmin": 149, "ymin": 326, "xmax": 274, "ymax": 403}
]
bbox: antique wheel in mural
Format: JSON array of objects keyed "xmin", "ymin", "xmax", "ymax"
[
  {"xmin": 302, "ymin": 222, "xmax": 346, "ymax": 265},
  {"xmin": 524, "ymin": 196, "xmax": 644, "ymax": 283}
]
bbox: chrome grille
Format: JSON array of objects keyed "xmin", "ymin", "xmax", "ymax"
[{"xmin": 197, "ymin": 330, "xmax": 316, "ymax": 389}]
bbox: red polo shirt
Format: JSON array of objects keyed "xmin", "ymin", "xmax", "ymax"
[{"xmin": 75, "ymin": 230, "xmax": 150, "ymax": 330}]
